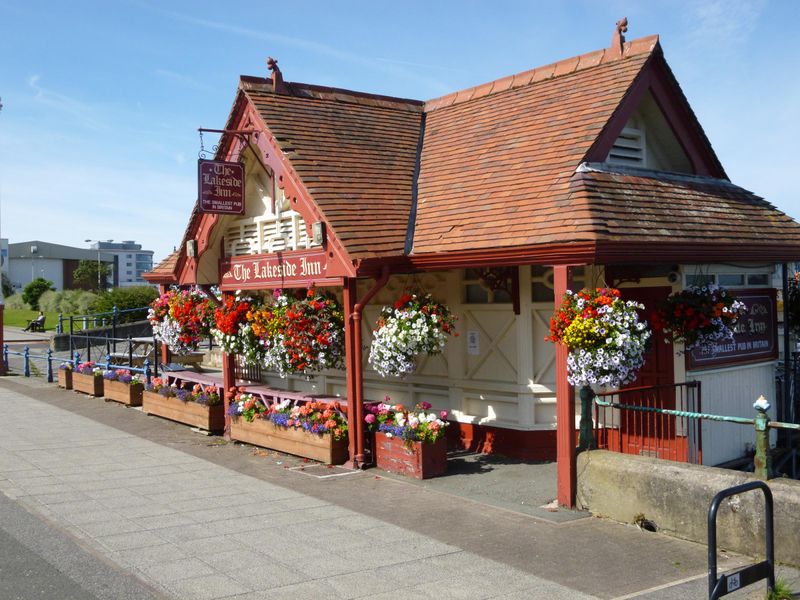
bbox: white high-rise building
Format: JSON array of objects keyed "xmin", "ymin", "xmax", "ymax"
[{"xmin": 89, "ymin": 241, "xmax": 154, "ymax": 287}]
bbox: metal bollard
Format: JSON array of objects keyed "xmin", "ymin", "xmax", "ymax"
[
  {"xmin": 753, "ymin": 395, "xmax": 771, "ymax": 480},
  {"xmin": 23, "ymin": 346, "xmax": 30, "ymax": 377},
  {"xmin": 578, "ymin": 385, "xmax": 596, "ymax": 451},
  {"xmin": 57, "ymin": 313, "xmax": 63, "ymax": 334},
  {"xmin": 2, "ymin": 343, "xmax": 8, "ymax": 374},
  {"xmin": 46, "ymin": 349, "xmax": 54, "ymax": 383}
]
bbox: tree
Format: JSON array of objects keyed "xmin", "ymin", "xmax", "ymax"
[
  {"xmin": 1, "ymin": 272, "xmax": 12, "ymax": 299},
  {"xmin": 22, "ymin": 278, "xmax": 55, "ymax": 310},
  {"xmin": 89, "ymin": 286, "xmax": 159, "ymax": 323},
  {"xmin": 72, "ymin": 259, "xmax": 111, "ymax": 292}
]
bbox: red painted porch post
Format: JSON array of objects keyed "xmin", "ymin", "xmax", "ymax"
[
  {"xmin": 221, "ymin": 291, "xmax": 236, "ymax": 440},
  {"xmin": 554, "ymin": 265, "xmax": 576, "ymax": 507},
  {"xmin": 342, "ymin": 278, "xmax": 358, "ymax": 465},
  {"xmin": 158, "ymin": 285, "xmax": 170, "ymax": 366}
]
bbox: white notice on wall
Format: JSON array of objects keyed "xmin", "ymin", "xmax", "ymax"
[{"xmin": 467, "ymin": 330, "xmax": 480, "ymax": 355}]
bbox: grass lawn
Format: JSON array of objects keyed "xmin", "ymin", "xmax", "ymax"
[{"xmin": 3, "ymin": 309, "xmax": 66, "ymax": 331}]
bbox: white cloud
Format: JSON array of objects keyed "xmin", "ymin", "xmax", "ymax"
[
  {"xmin": 684, "ymin": 0, "xmax": 766, "ymax": 53},
  {"xmin": 0, "ymin": 160, "xmax": 194, "ymax": 263},
  {"xmin": 27, "ymin": 75, "xmax": 108, "ymax": 131}
]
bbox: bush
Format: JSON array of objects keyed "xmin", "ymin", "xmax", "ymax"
[
  {"xmin": 22, "ymin": 278, "xmax": 55, "ymax": 310},
  {"xmin": 4, "ymin": 294, "xmax": 29, "ymax": 310},
  {"xmin": 90, "ymin": 286, "xmax": 159, "ymax": 323},
  {"xmin": 1, "ymin": 273, "xmax": 12, "ymax": 299},
  {"xmin": 38, "ymin": 290, "xmax": 99, "ymax": 315}
]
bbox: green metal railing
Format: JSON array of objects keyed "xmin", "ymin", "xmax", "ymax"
[{"xmin": 587, "ymin": 384, "xmax": 799, "ymax": 480}]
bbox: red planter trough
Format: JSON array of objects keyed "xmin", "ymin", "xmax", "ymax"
[{"xmin": 373, "ymin": 433, "xmax": 447, "ymax": 479}]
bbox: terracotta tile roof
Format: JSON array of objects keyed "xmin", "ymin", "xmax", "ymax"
[
  {"xmin": 567, "ymin": 165, "xmax": 800, "ymax": 247},
  {"xmin": 243, "ymin": 80, "xmax": 423, "ymax": 260},
  {"xmin": 411, "ymin": 40, "xmax": 657, "ymax": 255},
  {"xmin": 143, "ymin": 250, "xmax": 179, "ymax": 283}
]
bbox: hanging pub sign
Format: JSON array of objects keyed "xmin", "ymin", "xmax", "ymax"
[
  {"xmin": 687, "ymin": 289, "xmax": 778, "ymax": 370},
  {"xmin": 220, "ymin": 248, "xmax": 344, "ymax": 290},
  {"xmin": 198, "ymin": 159, "xmax": 245, "ymax": 214}
]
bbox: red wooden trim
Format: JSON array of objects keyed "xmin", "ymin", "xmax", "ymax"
[
  {"xmin": 585, "ymin": 50, "xmax": 725, "ymax": 178},
  {"xmin": 554, "ymin": 265, "xmax": 576, "ymax": 507},
  {"xmin": 342, "ymin": 278, "xmax": 358, "ymax": 465},
  {"xmin": 408, "ymin": 239, "xmax": 800, "ymax": 272}
]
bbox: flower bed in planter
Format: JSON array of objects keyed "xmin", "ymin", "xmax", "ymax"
[
  {"xmin": 231, "ymin": 417, "xmax": 348, "ymax": 464},
  {"xmin": 142, "ymin": 379, "xmax": 223, "ymax": 432},
  {"xmin": 57, "ymin": 365, "xmax": 73, "ymax": 390},
  {"xmin": 373, "ymin": 433, "xmax": 447, "ymax": 479},
  {"xmin": 102, "ymin": 369, "xmax": 144, "ymax": 406},
  {"xmin": 72, "ymin": 362, "xmax": 103, "ymax": 397},
  {"xmin": 365, "ymin": 399, "xmax": 449, "ymax": 479},
  {"xmin": 228, "ymin": 392, "xmax": 348, "ymax": 464}
]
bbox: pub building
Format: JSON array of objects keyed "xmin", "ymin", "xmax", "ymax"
[{"xmin": 145, "ymin": 23, "xmax": 800, "ymax": 506}]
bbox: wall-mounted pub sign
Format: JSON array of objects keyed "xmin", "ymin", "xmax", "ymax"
[
  {"xmin": 198, "ymin": 159, "xmax": 245, "ymax": 214},
  {"xmin": 687, "ymin": 289, "xmax": 778, "ymax": 370},
  {"xmin": 220, "ymin": 248, "xmax": 344, "ymax": 290}
]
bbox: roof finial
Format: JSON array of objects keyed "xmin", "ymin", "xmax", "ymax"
[
  {"xmin": 611, "ymin": 17, "xmax": 628, "ymax": 58},
  {"xmin": 267, "ymin": 57, "xmax": 287, "ymax": 94}
]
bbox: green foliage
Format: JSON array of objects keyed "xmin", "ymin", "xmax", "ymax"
[
  {"xmin": 766, "ymin": 578, "xmax": 794, "ymax": 600},
  {"xmin": 3, "ymin": 309, "xmax": 62, "ymax": 330},
  {"xmin": 4, "ymin": 293, "xmax": 29, "ymax": 310},
  {"xmin": 38, "ymin": 290, "xmax": 99, "ymax": 315},
  {"xmin": 89, "ymin": 286, "xmax": 159, "ymax": 323},
  {"xmin": 1, "ymin": 273, "xmax": 12, "ymax": 298},
  {"xmin": 72, "ymin": 259, "xmax": 111, "ymax": 292},
  {"xmin": 22, "ymin": 278, "xmax": 55, "ymax": 310}
]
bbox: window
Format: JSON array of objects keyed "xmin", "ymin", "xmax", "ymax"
[
  {"xmin": 685, "ymin": 271, "xmax": 771, "ymax": 289},
  {"xmin": 463, "ymin": 268, "xmax": 513, "ymax": 304}
]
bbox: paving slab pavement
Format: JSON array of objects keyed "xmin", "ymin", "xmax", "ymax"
[{"xmin": 0, "ymin": 375, "xmax": 797, "ymax": 599}]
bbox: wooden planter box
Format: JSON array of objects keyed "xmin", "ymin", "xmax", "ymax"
[
  {"xmin": 373, "ymin": 433, "xmax": 447, "ymax": 479},
  {"xmin": 142, "ymin": 391, "xmax": 224, "ymax": 432},
  {"xmin": 57, "ymin": 369, "xmax": 72, "ymax": 390},
  {"xmin": 104, "ymin": 380, "xmax": 143, "ymax": 406},
  {"xmin": 72, "ymin": 372, "xmax": 103, "ymax": 397},
  {"xmin": 231, "ymin": 417, "xmax": 348, "ymax": 465}
]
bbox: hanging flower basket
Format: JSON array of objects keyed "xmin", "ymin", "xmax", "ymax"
[
  {"xmin": 148, "ymin": 288, "xmax": 214, "ymax": 355},
  {"xmin": 211, "ymin": 293, "xmax": 254, "ymax": 355},
  {"xmin": 652, "ymin": 284, "xmax": 747, "ymax": 354},
  {"xmin": 251, "ymin": 289, "xmax": 345, "ymax": 377},
  {"xmin": 547, "ymin": 288, "xmax": 651, "ymax": 388},
  {"xmin": 368, "ymin": 293, "xmax": 456, "ymax": 378}
]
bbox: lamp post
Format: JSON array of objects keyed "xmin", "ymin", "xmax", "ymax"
[{"xmin": 85, "ymin": 239, "xmax": 113, "ymax": 291}]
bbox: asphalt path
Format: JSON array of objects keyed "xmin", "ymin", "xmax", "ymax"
[{"xmin": 0, "ymin": 492, "xmax": 165, "ymax": 600}]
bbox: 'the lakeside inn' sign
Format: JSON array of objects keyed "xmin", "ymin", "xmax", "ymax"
[
  {"xmin": 687, "ymin": 289, "xmax": 778, "ymax": 370},
  {"xmin": 198, "ymin": 159, "xmax": 245, "ymax": 215},
  {"xmin": 220, "ymin": 249, "xmax": 344, "ymax": 290}
]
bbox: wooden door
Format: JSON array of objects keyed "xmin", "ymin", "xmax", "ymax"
[{"xmin": 618, "ymin": 286, "xmax": 677, "ymax": 459}]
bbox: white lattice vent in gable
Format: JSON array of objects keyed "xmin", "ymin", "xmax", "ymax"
[
  {"xmin": 607, "ymin": 127, "xmax": 646, "ymax": 167},
  {"xmin": 225, "ymin": 211, "xmax": 310, "ymax": 257}
]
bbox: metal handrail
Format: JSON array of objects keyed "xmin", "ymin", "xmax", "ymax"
[{"xmin": 3, "ymin": 344, "xmax": 152, "ymax": 384}]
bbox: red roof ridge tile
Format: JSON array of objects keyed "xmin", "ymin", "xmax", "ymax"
[
  {"xmin": 424, "ymin": 34, "xmax": 660, "ymax": 113},
  {"xmin": 240, "ymin": 76, "xmax": 423, "ymax": 113}
]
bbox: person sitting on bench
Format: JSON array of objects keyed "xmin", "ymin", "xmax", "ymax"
[{"xmin": 23, "ymin": 312, "xmax": 46, "ymax": 332}]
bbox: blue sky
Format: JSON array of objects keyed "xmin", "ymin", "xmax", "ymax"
[{"xmin": 1, "ymin": 0, "xmax": 797, "ymax": 265}]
